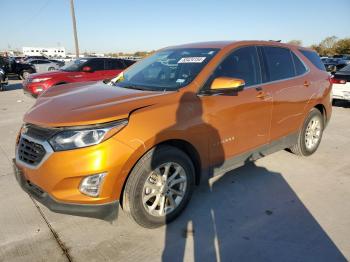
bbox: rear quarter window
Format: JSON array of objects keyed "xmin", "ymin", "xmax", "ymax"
[
  {"xmin": 262, "ymin": 46, "xmax": 295, "ymax": 81},
  {"xmin": 291, "ymin": 52, "xmax": 307, "ymax": 75},
  {"xmin": 299, "ymin": 49, "xmax": 326, "ymax": 71}
]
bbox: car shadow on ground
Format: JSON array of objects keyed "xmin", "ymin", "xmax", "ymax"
[
  {"xmin": 332, "ymin": 100, "xmax": 350, "ymax": 108},
  {"xmin": 2, "ymin": 82, "xmax": 23, "ymax": 91},
  {"xmin": 162, "ymin": 162, "xmax": 346, "ymax": 262}
]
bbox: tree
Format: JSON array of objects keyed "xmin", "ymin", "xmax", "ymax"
[
  {"xmin": 287, "ymin": 40, "xmax": 302, "ymax": 46},
  {"xmin": 334, "ymin": 38, "xmax": 350, "ymax": 54}
]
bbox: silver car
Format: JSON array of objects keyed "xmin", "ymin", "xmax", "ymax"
[{"xmin": 27, "ymin": 59, "xmax": 60, "ymax": 73}]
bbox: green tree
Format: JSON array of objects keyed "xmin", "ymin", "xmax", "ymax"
[{"xmin": 334, "ymin": 38, "xmax": 350, "ymax": 54}]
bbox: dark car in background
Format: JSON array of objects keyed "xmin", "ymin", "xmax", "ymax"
[
  {"xmin": 0, "ymin": 56, "xmax": 36, "ymax": 79},
  {"xmin": 0, "ymin": 67, "xmax": 8, "ymax": 91},
  {"xmin": 23, "ymin": 57, "xmax": 136, "ymax": 96},
  {"xmin": 323, "ymin": 58, "xmax": 348, "ymax": 72}
]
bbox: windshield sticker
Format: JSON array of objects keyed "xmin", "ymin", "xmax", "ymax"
[
  {"xmin": 176, "ymin": 79, "xmax": 185, "ymax": 83},
  {"xmin": 178, "ymin": 57, "xmax": 206, "ymax": 63}
]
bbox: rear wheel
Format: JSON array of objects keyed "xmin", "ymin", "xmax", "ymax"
[
  {"xmin": 20, "ymin": 70, "xmax": 31, "ymax": 80},
  {"xmin": 48, "ymin": 67, "xmax": 55, "ymax": 71},
  {"xmin": 289, "ymin": 108, "xmax": 324, "ymax": 156},
  {"xmin": 122, "ymin": 145, "xmax": 195, "ymax": 228}
]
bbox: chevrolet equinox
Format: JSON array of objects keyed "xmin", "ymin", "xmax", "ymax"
[{"xmin": 13, "ymin": 41, "xmax": 332, "ymax": 228}]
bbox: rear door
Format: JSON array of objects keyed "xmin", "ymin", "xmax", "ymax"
[
  {"xmin": 200, "ymin": 46, "xmax": 273, "ymax": 167},
  {"xmin": 259, "ymin": 46, "xmax": 309, "ymax": 140},
  {"xmin": 82, "ymin": 58, "xmax": 106, "ymax": 81}
]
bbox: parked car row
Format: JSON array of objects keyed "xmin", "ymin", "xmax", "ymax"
[{"xmin": 321, "ymin": 54, "xmax": 350, "ymax": 72}]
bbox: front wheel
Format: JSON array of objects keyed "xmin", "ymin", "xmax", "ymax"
[
  {"xmin": 20, "ymin": 70, "xmax": 31, "ymax": 80},
  {"xmin": 289, "ymin": 108, "xmax": 324, "ymax": 156},
  {"xmin": 122, "ymin": 145, "xmax": 195, "ymax": 228}
]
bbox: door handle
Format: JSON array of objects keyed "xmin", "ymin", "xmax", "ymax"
[
  {"xmin": 304, "ymin": 81, "xmax": 310, "ymax": 87},
  {"xmin": 256, "ymin": 91, "xmax": 267, "ymax": 99}
]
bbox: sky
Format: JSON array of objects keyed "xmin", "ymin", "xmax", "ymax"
[{"xmin": 1, "ymin": 0, "xmax": 349, "ymax": 53}]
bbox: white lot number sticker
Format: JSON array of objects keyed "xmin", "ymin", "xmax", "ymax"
[{"xmin": 178, "ymin": 57, "xmax": 206, "ymax": 63}]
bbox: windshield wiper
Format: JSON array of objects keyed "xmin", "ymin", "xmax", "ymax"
[{"xmin": 114, "ymin": 83, "xmax": 151, "ymax": 91}]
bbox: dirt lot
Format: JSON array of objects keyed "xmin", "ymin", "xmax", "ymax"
[{"xmin": 0, "ymin": 80, "xmax": 349, "ymax": 262}]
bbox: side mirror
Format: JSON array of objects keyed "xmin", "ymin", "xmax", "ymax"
[
  {"xmin": 210, "ymin": 77, "xmax": 245, "ymax": 94},
  {"xmin": 82, "ymin": 66, "xmax": 93, "ymax": 72}
]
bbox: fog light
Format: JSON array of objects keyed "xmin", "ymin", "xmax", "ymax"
[
  {"xmin": 79, "ymin": 173, "xmax": 107, "ymax": 197},
  {"xmin": 35, "ymin": 87, "xmax": 43, "ymax": 92}
]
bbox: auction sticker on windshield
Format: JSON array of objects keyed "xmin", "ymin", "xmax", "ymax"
[{"xmin": 178, "ymin": 57, "xmax": 206, "ymax": 63}]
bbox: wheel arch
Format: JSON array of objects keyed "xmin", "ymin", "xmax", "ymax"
[
  {"xmin": 119, "ymin": 139, "xmax": 202, "ymax": 208},
  {"xmin": 53, "ymin": 82, "xmax": 68, "ymax": 86},
  {"xmin": 314, "ymin": 103, "xmax": 327, "ymax": 125}
]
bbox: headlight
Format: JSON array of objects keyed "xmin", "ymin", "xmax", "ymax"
[
  {"xmin": 49, "ymin": 119, "xmax": 128, "ymax": 151},
  {"xmin": 31, "ymin": 77, "xmax": 51, "ymax": 83}
]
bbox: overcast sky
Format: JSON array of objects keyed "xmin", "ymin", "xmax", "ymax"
[{"xmin": 1, "ymin": 0, "xmax": 349, "ymax": 53}]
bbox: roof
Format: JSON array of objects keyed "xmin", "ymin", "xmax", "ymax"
[{"xmin": 163, "ymin": 40, "xmax": 314, "ymax": 51}]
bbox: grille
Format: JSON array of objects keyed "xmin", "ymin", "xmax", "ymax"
[{"xmin": 18, "ymin": 137, "xmax": 46, "ymax": 166}]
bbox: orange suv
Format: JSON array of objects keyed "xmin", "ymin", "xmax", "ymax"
[{"xmin": 13, "ymin": 41, "xmax": 332, "ymax": 228}]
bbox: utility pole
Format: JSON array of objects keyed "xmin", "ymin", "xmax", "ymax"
[{"xmin": 70, "ymin": 0, "xmax": 80, "ymax": 58}]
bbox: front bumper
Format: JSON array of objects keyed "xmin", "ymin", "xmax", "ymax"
[
  {"xmin": 13, "ymin": 159, "xmax": 119, "ymax": 221},
  {"xmin": 22, "ymin": 80, "xmax": 49, "ymax": 96}
]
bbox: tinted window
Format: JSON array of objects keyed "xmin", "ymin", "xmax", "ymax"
[
  {"xmin": 339, "ymin": 64, "xmax": 350, "ymax": 72},
  {"xmin": 123, "ymin": 59, "xmax": 136, "ymax": 67},
  {"xmin": 211, "ymin": 46, "xmax": 261, "ymax": 87},
  {"xmin": 105, "ymin": 59, "xmax": 125, "ymax": 70},
  {"xmin": 291, "ymin": 52, "xmax": 307, "ymax": 75},
  {"xmin": 37, "ymin": 60, "xmax": 50, "ymax": 64},
  {"xmin": 263, "ymin": 46, "xmax": 295, "ymax": 81},
  {"xmin": 86, "ymin": 59, "xmax": 105, "ymax": 71},
  {"xmin": 299, "ymin": 49, "xmax": 326, "ymax": 71}
]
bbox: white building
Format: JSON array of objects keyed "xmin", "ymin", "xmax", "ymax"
[{"xmin": 22, "ymin": 47, "xmax": 66, "ymax": 58}]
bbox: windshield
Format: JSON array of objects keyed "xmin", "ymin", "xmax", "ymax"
[
  {"xmin": 60, "ymin": 59, "xmax": 88, "ymax": 72},
  {"xmin": 339, "ymin": 64, "xmax": 350, "ymax": 72},
  {"xmin": 114, "ymin": 48, "xmax": 219, "ymax": 91}
]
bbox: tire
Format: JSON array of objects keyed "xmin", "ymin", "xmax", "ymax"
[
  {"xmin": 0, "ymin": 84, "xmax": 4, "ymax": 91},
  {"xmin": 48, "ymin": 67, "xmax": 55, "ymax": 71},
  {"xmin": 289, "ymin": 108, "xmax": 324, "ymax": 156},
  {"xmin": 20, "ymin": 70, "xmax": 31, "ymax": 80},
  {"xmin": 122, "ymin": 145, "xmax": 195, "ymax": 228}
]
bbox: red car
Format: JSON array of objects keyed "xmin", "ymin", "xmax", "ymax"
[{"xmin": 23, "ymin": 57, "xmax": 135, "ymax": 96}]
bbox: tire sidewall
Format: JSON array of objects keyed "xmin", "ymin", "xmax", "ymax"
[
  {"xmin": 299, "ymin": 109, "xmax": 324, "ymax": 156},
  {"xmin": 128, "ymin": 147, "xmax": 195, "ymax": 227},
  {"xmin": 21, "ymin": 71, "xmax": 30, "ymax": 80}
]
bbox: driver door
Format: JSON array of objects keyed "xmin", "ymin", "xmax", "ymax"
[{"xmin": 200, "ymin": 46, "xmax": 273, "ymax": 168}]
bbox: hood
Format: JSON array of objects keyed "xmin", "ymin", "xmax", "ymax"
[
  {"xmin": 24, "ymin": 81, "xmax": 170, "ymax": 127},
  {"xmin": 29, "ymin": 70, "xmax": 71, "ymax": 79}
]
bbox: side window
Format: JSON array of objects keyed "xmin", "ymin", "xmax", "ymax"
[
  {"xmin": 86, "ymin": 59, "xmax": 105, "ymax": 71},
  {"xmin": 262, "ymin": 46, "xmax": 295, "ymax": 81},
  {"xmin": 299, "ymin": 49, "xmax": 326, "ymax": 71},
  {"xmin": 291, "ymin": 52, "xmax": 307, "ymax": 75},
  {"xmin": 105, "ymin": 59, "xmax": 125, "ymax": 70},
  {"xmin": 211, "ymin": 46, "xmax": 261, "ymax": 87}
]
